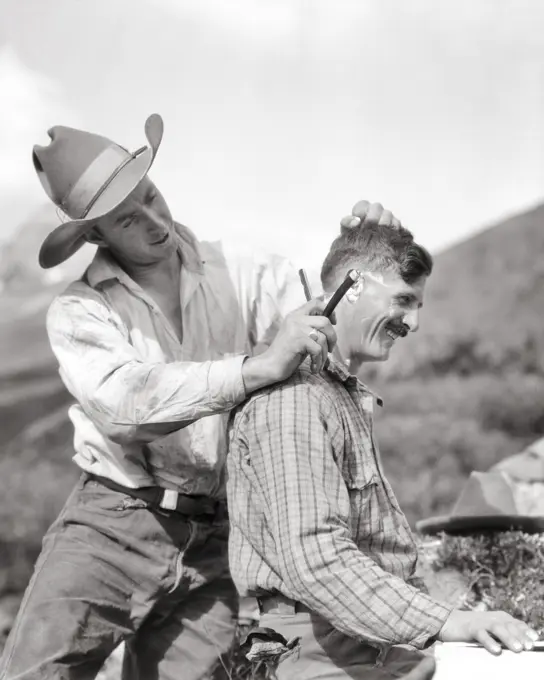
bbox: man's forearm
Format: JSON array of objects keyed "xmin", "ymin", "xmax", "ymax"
[
  {"xmin": 279, "ymin": 538, "xmax": 452, "ymax": 649},
  {"xmin": 64, "ymin": 356, "xmax": 248, "ymax": 445},
  {"xmin": 241, "ymin": 355, "xmax": 279, "ymax": 394}
]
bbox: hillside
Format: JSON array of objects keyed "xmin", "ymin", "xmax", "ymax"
[
  {"xmin": 378, "ymin": 202, "xmax": 544, "ymax": 379},
  {"xmin": 0, "ymin": 203, "xmax": 95, "ymax": 293},
  {"xmin": 0, "ymin": 201, "xmax": 543, "ymax": 540},
  {"xmin": 0, "ymin": 204, "xmax": 95, "ymax": 445}
]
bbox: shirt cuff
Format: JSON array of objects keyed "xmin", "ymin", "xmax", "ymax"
[
  {"xmin": 208, "ymin": 354, "xmax": 248, "ymax": 409},
  {"xmin": 400, "ymin": 592, "xmax": 453, "ymax": 650}
]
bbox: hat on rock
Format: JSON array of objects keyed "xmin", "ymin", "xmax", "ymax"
[
  {"xmin": 416, "ymin": 470, "xmax": 544, "ymax": 536},
  {"xmin": 490, "ymin": 436, "xmax": 544, "ymax": 482}
]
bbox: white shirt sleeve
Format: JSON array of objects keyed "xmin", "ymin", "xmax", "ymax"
[{"xmin": 47, "ymin": 287, "xmax": 247, "ymax": 445}]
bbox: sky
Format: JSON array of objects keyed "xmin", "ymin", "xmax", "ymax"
[{"xmin": 1, "ymin": 0, "xmax": 544, "ymax": 270}]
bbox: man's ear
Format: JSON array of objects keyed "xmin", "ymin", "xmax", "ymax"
[
  {"xmin": 84, "ymin": 224, "xmax": 105, "ymax": 247},
  {"xmin": 345, "ymin": 276, "xmax": 364, "ymax": 303}
]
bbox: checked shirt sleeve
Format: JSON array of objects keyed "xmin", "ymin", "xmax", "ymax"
[{"xmin": 238, "ymin": 382, "xmax": 451, "ymax": 648}]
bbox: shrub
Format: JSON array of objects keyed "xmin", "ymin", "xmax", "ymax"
[
  {"xmin": 478, "ymin": 373, "xmax": 544, "ymax": 437},
  {"xmin": 430, "ymin": 532, "xmax": 544, "ymax": 634},
  {"xmin": 376, "ymin": 412, "xmax": 520, "ymax": 525}
]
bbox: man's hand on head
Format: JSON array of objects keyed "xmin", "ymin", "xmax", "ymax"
[
  {"xmin": 241, "ymin": 299, "xmax": 337, "ymax": 394},
  {"xmin": 340, "ymin": 200, "xmax": 402, "ymax": 231}
]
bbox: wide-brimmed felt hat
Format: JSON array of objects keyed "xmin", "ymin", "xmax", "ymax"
[
  {"xmin": 416, "ymin": 470, "xmax": 544, "ymax": 536},
  {"xmin": 490, "ymin": 436, "xmax": 544, "ymax": 482},
  {"xmin": 33, "ymin": 113, "xmax": 164, "ymax": 269}
]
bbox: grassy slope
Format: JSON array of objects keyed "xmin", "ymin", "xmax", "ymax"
[{"xmin": 379, "ymin": 202, "xmax": 544, "ymax": 379}]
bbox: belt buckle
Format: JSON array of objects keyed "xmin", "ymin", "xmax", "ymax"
[
  {"xmin": 159, "ymin": 489, "xmax": 179, "ymax": 511},
  {"xmin": 276, "ymin": 600, "xmax": 296, "ymax": 615},
  {"xmin": 257, "ymin": 596, "xmax": 296, "ymax": 615}
]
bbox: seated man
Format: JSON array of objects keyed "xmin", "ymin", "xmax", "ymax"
[{"xmin": 226, "ymin": 207, "xmax": 539, "ymax": 679}]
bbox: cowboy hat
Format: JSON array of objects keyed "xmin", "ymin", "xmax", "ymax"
[
  {"xmin": 33, "ymin": 113, "xmax": 164, "ymax": 269},
  {"xmin": 415, "ymin": 470, "xmax": 544, "ymax": 536},
  {"xmin": 490, "ymin": 436, "xmax": 544, "ymax": 482}
]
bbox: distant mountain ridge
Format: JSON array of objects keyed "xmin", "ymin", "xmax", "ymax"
[
  {"xmin": 0, "ymin": 203, "xmax": 95, "ymax": 293},
  {"xmin": 377, "ymin": 202, "xmax": 544, "ymax": 379}
]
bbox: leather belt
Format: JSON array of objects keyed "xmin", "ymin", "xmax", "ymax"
[
  {"xmin": 257, "ymin": 594, "xmax": 312, "ymax": 616},
  {"xmin": 85, "ymin": 472, "xmax": 226, "ymax": 518}
]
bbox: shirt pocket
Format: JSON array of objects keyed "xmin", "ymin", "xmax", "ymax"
[{"xmin": 344, "ymin": 472, "xmax": 385, "ymax": 540}]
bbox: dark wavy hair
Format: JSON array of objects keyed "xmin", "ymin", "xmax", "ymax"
[{"xmin": 320, "ymin": 221, "xmax": 433, "ymax": 292}]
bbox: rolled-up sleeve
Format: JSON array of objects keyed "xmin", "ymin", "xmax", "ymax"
[
  {"xmin": 47, "ymin": 289, "xmax": 247, "ymax": 445},
  {"xmin": 236, "ymin": 383, "xmax": 452, "ymax": 648}
]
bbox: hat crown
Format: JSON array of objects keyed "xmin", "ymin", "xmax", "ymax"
[
  {"xmin": 451, "ymin": 471, "xmax": 517, "ymax": 517},
  {"xmin": 32, "ymin": 126, "xmax": 129, "ymax": 218}
]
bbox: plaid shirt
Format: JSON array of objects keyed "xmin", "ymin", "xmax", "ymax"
[{"xmin": 227, "ymin": 359, "xmax": 452, "ymax": 649}]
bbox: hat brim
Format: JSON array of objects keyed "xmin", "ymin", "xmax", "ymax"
[
  {"xmin": 39, "ymin": 113, "xmax": 164, "ymax": 269},
  {"xmin": 416, "ymin": 514, "xmax": 544, "ymax": 536}
]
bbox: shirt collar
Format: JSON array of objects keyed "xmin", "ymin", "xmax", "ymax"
[
  {"xmin": 324, "ymin": 355, "xmax": 384, "ymax": 407},
  {"xmin": 85, "ymin": 222, "xmax": 204, "ymax": 289}
]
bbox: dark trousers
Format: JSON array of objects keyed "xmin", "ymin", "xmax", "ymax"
[{"xmin": 0, "ymin": 474, "xmax": 237, "ymax": 680}]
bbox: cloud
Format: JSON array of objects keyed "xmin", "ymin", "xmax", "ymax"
[
  {"xmin": 2, "ymin": 0, "xmax": 544, "ymax": 264},
  {"xmin": 0, "ymin": 46, "xmax": 79, "ymax": 243},
  {"xmin": 151, "ymin": 0, "xmax": 299, "ymax": 43}
]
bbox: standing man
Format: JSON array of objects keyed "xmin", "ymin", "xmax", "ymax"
[
  {"xmin": 0, "ymin": 113, "xmax": 354, "ymax": 680},
  {"xmin": 227, "ymin": 206, "xmax": 539, "ymax": 679}
]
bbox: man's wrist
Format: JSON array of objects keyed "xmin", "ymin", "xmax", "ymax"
[
  {"xmin": 436, "ymin": 609, "xmax": 457, "ymax": 642},
  {"xmin": 242, "ymin": 354, "xmax": 278, "ymax": 394}
]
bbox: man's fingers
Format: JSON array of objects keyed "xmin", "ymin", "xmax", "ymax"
[
  {"xmin": 378, "ymin": 209, "xmax": 394, "ymax": 226},
  {"xmin": 351, "ymin": 199, "xmax": 371, "ymax": 220},
  {"xmin": 491, "ymin": 623, "xmax": 523, "ymax": 653},
  {"xmin": 307, "ymin": 316, "xmax": 337, "ymax": 351},
  {"xmin": 340, "ymin": 214, "xmax": 361, "ymax": 230},
  {"xmin": 363, "ymin": 202, "xmax": 384, "ymax": 224},
  {"xmin": 318, "ymin": 331, "xmax": 328, "ymax": 369},
  {"xmin": 342, "ymin": 200, "xmax": 402, "ymax": 231},
  {"xmin": 290, "ymin": 299, "xmax": 337, "ymax": 350},
  {"xmin": 305, "ymin": 333, "xmax": 326, "ymax": 373},
  {"xmin": 485, "ymin": 617, "xmax": 538, "ymax": 653},
  {"xmin": 474, "ymin": 629, "xmax": 501, "ymax": 655}
]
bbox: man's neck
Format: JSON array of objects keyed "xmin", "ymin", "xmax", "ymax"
[
  {"xmin": 331, "ymin": 347, "xmax": 362, "ymax": 375},
  {"xmin": 115, "ymin": 249, "xmax": 182, "ymax": 294}
]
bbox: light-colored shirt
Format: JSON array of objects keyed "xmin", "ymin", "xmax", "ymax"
[
  {"xmin": 46, "ymin": 223, "xmax": 303, "ymax": 497},
  {"xmin": 227, "ymin": 358, "xmax": 452, "ymax": 649}
]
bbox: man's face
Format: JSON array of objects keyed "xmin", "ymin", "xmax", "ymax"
[
  {"xmin": 90, "ymin": 177, "xmax": 176, "ymax": 265},
  {"xmin": 335, "ymin": 268, "xmax": 427, "ymax": 365}
]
